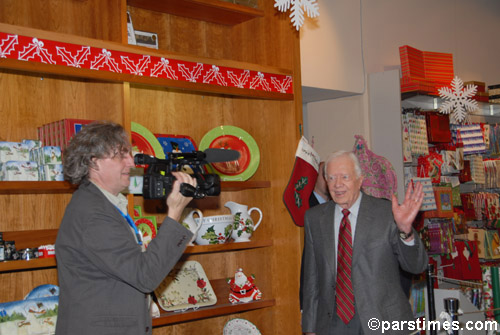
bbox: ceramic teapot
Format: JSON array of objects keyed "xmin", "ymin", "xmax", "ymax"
[
  {"xmin": 181, "ymin": 209, "xmax": 203, "ymax": 245},
  {"xmin": 224, "ymin": 201, "xmax": 262, "ymax": 242}
]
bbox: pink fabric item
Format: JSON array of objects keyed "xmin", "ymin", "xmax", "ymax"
[{"xmin": 352, "ymin": 135, "xmax": 397, "ymax": 200}]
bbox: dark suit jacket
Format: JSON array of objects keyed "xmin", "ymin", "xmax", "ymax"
[
  {"xmin": 55, "ymin": 181, "xmax": 192, "ymax": 335},
  {"xmin": 301, "ymin": 193, "xmax": 428, "ymax": 334}
]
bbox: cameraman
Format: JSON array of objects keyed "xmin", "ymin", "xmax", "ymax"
[{"xmin": 55, "ymin": 121, "xmax": 195, "ymax": 335}]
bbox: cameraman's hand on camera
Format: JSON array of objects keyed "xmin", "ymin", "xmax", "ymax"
[{"xmin": 167, "ymin": 171, "xmax": 197, "ymax": 222}]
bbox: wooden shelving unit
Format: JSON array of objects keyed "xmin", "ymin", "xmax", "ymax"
[
  {"xmin": 127, "ymin": 0, "xmax": 264, "ymax": 26},
  {"xmin": 152, "ymin": 278, "xmax": 274, "ymax": 326},
  {"xmin": 0, "ymin": 1, "xmax": 302, "ymax": 333}
]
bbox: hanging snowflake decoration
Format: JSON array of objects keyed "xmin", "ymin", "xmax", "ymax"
[
  {"xmin": 438, "ymin": 76, "xmax": 479, "ymax": 124},
  {"xmin": 274, "ymin": 0, "xmax": 320, "ymax": 31}
]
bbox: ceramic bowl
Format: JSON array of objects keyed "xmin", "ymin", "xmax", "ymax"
[{"xmin": 194, "ymin": 215, "xmax": 234, "ymax": 245}]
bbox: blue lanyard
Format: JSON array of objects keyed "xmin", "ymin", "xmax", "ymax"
[{"xmin": 115, "ymin": 206, "xmax": 143, "ymax": 246}]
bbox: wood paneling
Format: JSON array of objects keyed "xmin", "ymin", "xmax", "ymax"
[
  {"xmin": 127, "ymin": 0, "xmax": 264, "ymax": 26},
  {"xmin": 0, "ymin": 0, "xmax": 123, "ymax": 41}
]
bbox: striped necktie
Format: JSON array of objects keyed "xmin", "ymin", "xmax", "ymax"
[{"xmin": 336, "ymin": 208, "xmax": 355, "ymax": 323}]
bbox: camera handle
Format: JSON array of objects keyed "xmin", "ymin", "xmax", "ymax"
[{"xmin": 180, "ymin": 183, "xmax": 201, "ymax": 198}]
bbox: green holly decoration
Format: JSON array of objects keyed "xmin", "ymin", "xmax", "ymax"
[
  {"xmin": 293, "ymin": 176, "xmax": 309, "ymax": 208},
  {"xmin": 295, "ymin": 176, "xmax": 308, "ymax": 191},
  {"xmin": 201, "ymin": 226, "xmax": 218, "ymax": 244}
]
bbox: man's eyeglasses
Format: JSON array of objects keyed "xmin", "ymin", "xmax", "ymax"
[{"xmin": 326, "ymin": 174, "xmax": 353, "ymax": 183}]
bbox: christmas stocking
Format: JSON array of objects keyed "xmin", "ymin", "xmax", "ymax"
[{"xmin": 283, "ymin": 136, "xmax": 320, "ymax": 227}]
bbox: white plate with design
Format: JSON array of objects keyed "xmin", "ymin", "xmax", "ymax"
[{"xmin": 223, "ymin": 318, "xmax": 261, "ymax": 335}]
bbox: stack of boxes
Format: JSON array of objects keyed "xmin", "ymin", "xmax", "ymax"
[
  {"xmin": 488, "ymin": 84, "xmax": 500, "ymax": 103},
  {"xmin": 399, "ymin": 45, "xmax": 454, "ymax": 96},
  {"xmin": 0, "ymin": 119, "xmax": 93, "ymax": 181},
  {"xmin": 0, "ymin": 140, "xmax": 63, "ymax": 181},
  {"xmin": 38, "ymin": 118, "xmax": 94, "ymax": 151},
  {"xmin": 464, "ymin": 81, "xmax": 488, "ymax": 102},
  {"xmin": 0, "ymin": 141, "xmax": 38, "ymax": 181}
]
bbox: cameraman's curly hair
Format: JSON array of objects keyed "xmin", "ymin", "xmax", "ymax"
[{"xmin": 63, "ymin": 121, "xmax": 131, "ymax": 185}]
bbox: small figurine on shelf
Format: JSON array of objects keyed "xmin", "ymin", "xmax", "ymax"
[{"xmin": 227, "ymin": 268, "xmax": 262, "ymax": 304}]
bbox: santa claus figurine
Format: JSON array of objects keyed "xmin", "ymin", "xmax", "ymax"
[{"xmin": 227, "ymin": 268, "xmax": 262, "ymax": 304}]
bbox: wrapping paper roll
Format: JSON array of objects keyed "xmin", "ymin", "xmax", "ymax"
[{"xmin": 491, "ymin": 266, "xmax": 500, "ymax": 323}]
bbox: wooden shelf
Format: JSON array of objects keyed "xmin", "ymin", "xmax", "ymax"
[
  {"xmin": 0, "ymin": 181, "xmax": 77, "ymax": 194},
  {"xmin": 127, "ymin": 0, "xmax": 264, "ymax": 26},
  {"xmin": 0, "ymin": 257, "xmax": 56, "ymax": 272},
  {"xmin": 0, "ymin": 235, "xmax": 271, "ymax": 273},
  {"xmin": 185, "ymin": 239, "xmax": 272, "ymax": 254},
  {"xmin": 152, "ymin": 278, "xmax": 274, "ymax": 326},
  {"xmin": 0, "ymin": 180, "xmax": 270, "ymax": 195},
  {"xmin": 3, "ymin": 229, "xmax": 59, "ymax": 249},
  {"xmin": 220, "ymin": 180, "xmax": 270, "ymax": 191}
]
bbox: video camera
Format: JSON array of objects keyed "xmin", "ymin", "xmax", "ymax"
[{"xmin": 134, "ymin": 149, "xmax": 240, "ymax": 199}]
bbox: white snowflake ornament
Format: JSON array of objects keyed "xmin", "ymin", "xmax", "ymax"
[
  {"xmin": 438, "ymin": 76, "xmax": 479, "ymax": 124},
  {"xmin": 274, "ymin": 0, "xmax": 320, "ymax": 31}
]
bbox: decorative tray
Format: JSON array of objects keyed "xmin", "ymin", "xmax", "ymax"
[
  {"xmin": 223, "ymin": 318, "xmax": 261, "ymax": 335},
  {"xmin": 154, "ymin": 260, "xmax": 217, "ymax": 312}
]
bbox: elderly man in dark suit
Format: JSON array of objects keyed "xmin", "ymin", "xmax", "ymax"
[
  {"xmin": 55, "ymin": 121, "xmax": 195, "ymax": 335},
  {"xmin": 302, "ymin": 150, "xmax": 428, "ymax": 335}
]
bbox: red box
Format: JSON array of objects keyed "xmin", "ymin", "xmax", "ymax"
[
  {"xmin": 399, "ymin": 45, "xmax": 454, "ymax": 96},
  {"xmin": 60, "ymin": 119, "xmax": 95, "ymax": 149}
]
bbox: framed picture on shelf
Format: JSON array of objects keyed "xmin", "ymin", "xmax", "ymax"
[
  {"xmin": 134, "ymin": 30, "xmax": 158, "ymax": 49},
  {"xmin": 434, "ymin": 186, "xmax": 453, "ymax": 216}
]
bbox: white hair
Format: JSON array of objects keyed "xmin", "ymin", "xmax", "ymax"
[{"xmin": 324, "ymin": 150, "xmax": 363, "ymax": 178}]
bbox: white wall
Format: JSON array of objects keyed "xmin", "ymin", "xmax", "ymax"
[
  {"xmin": 300, "ymin": 0, "xmax": 364, "ymax": 98},
  {"xmin": 302, "ymin": 0, "xmax": 500, "ymax": 159},
  {"xmin": 303, "ymin": 94, "xmax": 369, "ymax": 159}
]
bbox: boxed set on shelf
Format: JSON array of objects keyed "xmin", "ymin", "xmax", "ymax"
[
  {"xmin": 37, "ymin": 118, "xmax": 95, "ymax": 151},
  {"xmin": 0, "ymin": 118, "xmax": 95, "ymax": 181},
  {"xmin": 0, "ymin": 140, "xmax": 63, "ymax": 181}
]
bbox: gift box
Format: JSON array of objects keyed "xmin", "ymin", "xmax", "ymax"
[
  {"xmin": 464, "ymin": 81, "xmax": 486, "ymax": 93},
  {"xmin": 488, "ymin": 84, "xmax": 500, "ymax": 96},
  {"xmin": 0, "ymin": 142, "xmax": 30, "ymax": 163},
  {"xmin": 1, "ymin": 161, "xmax": 39, "ymax": 181},
  {"xmin": 38, "ymin": 119, "xmax": 94, "ymax": 149},
  {"xmin": 43, "ymin": 164, "xmax": 64, "ymax": 181},
  {"xmin": 399, "ymin": 45, "xmax": 454, "ymax": 96},
  {"xmin": 472, "ymin": 92, "xmax": 489, "ymax": 102},
  {"xmin": 41, "ymin": 146, "xmax": 62, "ymax": 165}
]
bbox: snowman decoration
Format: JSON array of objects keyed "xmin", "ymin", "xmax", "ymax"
[{"xmin": 227, "ymin": 268, "xmax": 262, "ymax": 304}]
